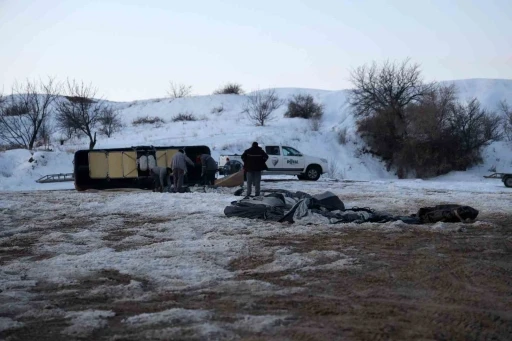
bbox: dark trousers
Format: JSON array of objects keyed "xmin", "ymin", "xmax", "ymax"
[
  {"xmin": 173, "ymin": 169, "xmax": 185, "ymax": 193},
  {"xmin": 152, "ymin": 173, "xmax": 170, "ymax": 192},
  {"xmin": 203, "ymin": 170, "xmax": 216, "ymax": 186},
  {"xmin": 246, "ymin": 171, "xmax": 262, "ymax": 196}
]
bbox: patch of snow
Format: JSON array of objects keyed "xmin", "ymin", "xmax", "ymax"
[
  {"xmin": 252, "ymin": 250, "xmax": 349, "ymax": 273},
  {"xmin": 429, "ymin": 222, "xmax": 465, "ymax": 232},
  {"xmin": 62, "ymin": 310, "xmax": 115, "ymax": 337},
  {"xmin": 123, "ymin": 308, "xmax": 210, "ymax": 327},
  {"xmin": 303, "ymin": 258, "xmax": 355, "ymax": 271},
  {"xmin": 85, "ymin": 280, "xmax": 149, "ymax": 301},
  {"xmin": 231, "ymin": 314, "xmax": 290, "ymax": 333},
  {"xmin": 0, "ymin": 317, "xmax": 24, "ymax": 332},
  {"xmin": 132, "ymin": 323, "xmax": 233, "ymax": 341}
]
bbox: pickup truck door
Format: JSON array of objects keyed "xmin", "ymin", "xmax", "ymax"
[
  {"xmin": 264, "ymin": 146, "xmax": 282, "ymax": 171},
  {"xmin": 282, "ymin": 146, "xmax": 305, "ymax": 170}
]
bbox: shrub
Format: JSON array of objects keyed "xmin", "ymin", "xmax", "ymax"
[
  {"xmin": 285, "ymin": 94, "xmax": 323, "ymax": 119},
  {"xmin": 132, "ymin": 116, "xmax": 165, "ymax": 126},
  {"xmin": 172, "ymin": 112, "xmax": 197, "ymax": 122},
  {"xmin": 309, "ymin": 117, "xmax": 321, "ymax": 131},
  {"xmin": 211, "ymin": 105, "xmax": 224, "ymax": 114},
  {"xmin": 499, "ymin": 100, "xmax": 512, "ymax": 141},
  {"xmin": 327, "ymin": 159, "xmax": 342, "ymax": 179},
  {"xmin": 337, "ymin": 127, "xmax": 348, "ymax": 144},
  {"xmin": 350, "ymin": 59, "xmax": 502, "ymax": 178},
  {"xmin": 214, "ymin": 83, "xmax": 244, "ymax": 95}
]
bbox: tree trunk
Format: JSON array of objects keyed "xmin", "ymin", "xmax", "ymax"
[{"xmin": 89, "ymin": 132, "xmax": 97, "ymax": 150}]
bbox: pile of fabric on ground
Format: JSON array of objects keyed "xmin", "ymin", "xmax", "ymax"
[{"xmin": 224, "ymin": 189, "xmax": 479, "ymax": 225}]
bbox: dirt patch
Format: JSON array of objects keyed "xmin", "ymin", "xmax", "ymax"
[
  {"xmin": 1, "ymin": 190, "xmax": 512, "ymax": 340},
  {"xmin": 0, "ymin": 234, "xmax": 39, "ymax": 265},
  {"xmin": 226, "ymin": 226, "xmax": 512, "ymax": 340}
]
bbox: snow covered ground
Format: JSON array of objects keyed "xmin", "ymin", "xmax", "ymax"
[
  {"xmin": 1, "ymin": 78, "xmax": 511, "ymax": 339},
  {"xmin": 1, "ymin": 179, "xmax": 511, "ymax": 339},
  {"xmin": 1, "ymin": 78, "xmax": 512, "ymax": 192}
]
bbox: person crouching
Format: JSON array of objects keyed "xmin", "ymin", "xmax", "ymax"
[
  {"xmin": 198, "ymin": 153, "xmax": 217, "ymax": 186},
  {"xmin": 150, "ymin": 166, "xmax": 172, "ymax": 192}
]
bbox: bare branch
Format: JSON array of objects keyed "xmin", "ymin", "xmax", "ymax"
[
  {"xmin": 243, "ymin": 89, "xmax": 283, "ymax": 126},
  {"xmin": 55, "ymin": 79, "xmax": 107, "ymax": 149},
  {"xmin": 98, "ymin": 107, "xmax": 122, "ymax": 138},
  {"xmin": 167, "ymin": 82, "xmax": 192, "ymax": 100},
  {"xmin": 498, "ymin": 100, "xmax": 512, "ymax": 141},
  {"xmin": 0, "ymin": 78, "xmax": 60, "ymax": 149},
  {"xmin": 349, "ymin": 59, "xmax": 434, "ymax": 121}
]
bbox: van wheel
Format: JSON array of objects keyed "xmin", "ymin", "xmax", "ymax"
[
  {"xmin": 504, "ymin": 176, "xmax": 512, "ymax": 188},
  {"xmin": 306, "ymin": 165, "xmax": 321, "ymax": 181}
]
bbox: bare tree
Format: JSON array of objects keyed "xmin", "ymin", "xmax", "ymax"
[
  {"xmin": 55, "ymin": 80, "xmax": 108, "ymax": 149},
  {"xmin": 448, "ymin": 99, "xmax": 502, "ymax": 161},
  {"xmin": 498, "ymin": 100, "xmax": 512, "ymax": 141},
  {"xmin": 407, "ymin": 84, "xmax": 457, "ymax": 142},
  {"xmin": 37, "ymin": 119, "xmax": 54, "ymax": 150},
  {"xmin": 350, "ymin": 59, "xmax": 436, "ymax": 174},
  {"xmin": 167, "ymin": 81, "xmax": 192, "ymax": 100},
  {"xmin": 350, "ymin": 59, "xmax": 435, "ymax": 122},
  {"xmin": 0, "ymin": 78, "xmax": 60, "ymax": 150},
  {"xmin": 98, "ymin": 107, "xmax": 122, "ymax": 138},
  {"xmin": 243, "ymin": 89, "xmax": 283, "ymax": 126}
]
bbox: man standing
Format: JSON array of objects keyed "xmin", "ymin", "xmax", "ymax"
[
  {"xmin": 198, "ymin": 154, "xmax": 217, "ymax": 186},
  {"xmin": 171, "ymin": 149, "xmax": 194, "ymax": 193},
  {"xmin": 150, "ymin": 166, "xmax": 171, "ymax": 192},
  {"xmin": 241, "ymin": 142, "xmax": 268, "ymax": 197}
]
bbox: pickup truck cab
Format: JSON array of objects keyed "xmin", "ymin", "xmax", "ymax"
[{"xmin": 219, "ymin": 145, "xmax": 328, "ymax": 181}]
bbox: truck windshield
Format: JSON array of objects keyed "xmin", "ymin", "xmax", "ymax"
[{"xmin": 282, "ymin": 146, "xmax": 302, "ymax": 156}]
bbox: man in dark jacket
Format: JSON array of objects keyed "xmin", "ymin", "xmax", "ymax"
[
  {"xmin": 198, "ymin": 154, "xmax": 217, "ymax": 186},
  {"xmin": 241, "ymin": 142, "xmax": 269, "ymax": 197}
]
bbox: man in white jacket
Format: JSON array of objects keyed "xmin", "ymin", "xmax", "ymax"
[{"xmin": 171, "ymin": 149, "xmax": 194, "ymax": 192}]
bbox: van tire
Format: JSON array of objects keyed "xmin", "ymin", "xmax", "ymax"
[
  {"xmin": 504, "ymin": 176, "xmax": 512, "ymax": 188},
  {"xmin": 305, "ymin": 165, "xmax": 321, "ymax": 181}
]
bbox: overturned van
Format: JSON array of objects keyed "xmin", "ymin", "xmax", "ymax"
[{"xmin": 73, "ymin": 145, "xmax": 210, "ymax": 191}]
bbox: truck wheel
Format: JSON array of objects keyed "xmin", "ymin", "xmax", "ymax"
[
  {"xmin": 305, "ymin": 165, "xmax": 321, "ymax": 181},
  {"xmin": 504, "ymin": 176, "xmax": 512, "ymax": 188}
]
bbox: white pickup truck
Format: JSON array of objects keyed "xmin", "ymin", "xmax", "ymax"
[{"xmin": 219, "ymin": 145, "xmax": 328, "ymax": 181}]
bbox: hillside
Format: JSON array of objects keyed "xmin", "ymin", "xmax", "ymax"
[{"xmin": 1, "ymin": 78, "xmax": 512, "ymax": 191}]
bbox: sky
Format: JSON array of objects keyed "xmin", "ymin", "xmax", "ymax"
[{"xmin": 0, "ymin": 0, "xmax": 511, "ymax": 101}]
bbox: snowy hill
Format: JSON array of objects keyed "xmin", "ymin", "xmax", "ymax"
[
  {"xmin": 445, "ymin": 79, "xmax": 512, "ymax": 109},
  {"xmin": 1, "ymin": 78, "xmax": 512, "ymax": 191}
]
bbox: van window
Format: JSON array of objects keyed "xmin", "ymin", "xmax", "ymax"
[
  {"xmin": 282, "ymin": 146, "xmax": 302, "ymax": 157},
  {"xmin": 265, "ymin": 146, "xmax": 280, "ymax": 155}
]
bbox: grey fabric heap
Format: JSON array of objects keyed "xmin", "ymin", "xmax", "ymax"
[
  {"xmin": 224, "ymin": 190, "xmax": 477, "ymax": 225},
  {"xmin": 224, "ymin": 196, "xmax": 285, "ymax": 221}
]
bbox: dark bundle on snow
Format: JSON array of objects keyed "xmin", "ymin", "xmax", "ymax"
[{"xmin": 224, "ymin": 190, "xmax": 479, "ymax": 225}]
